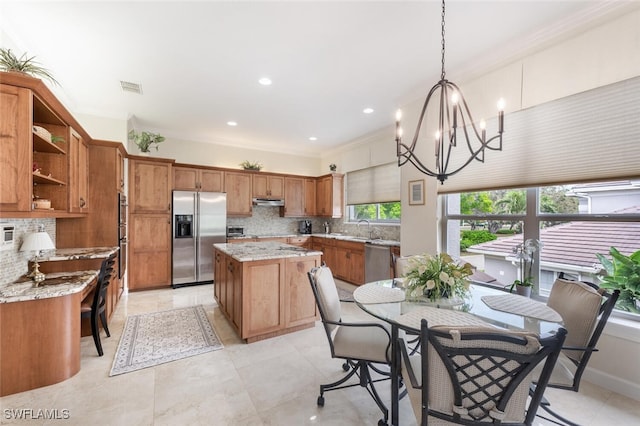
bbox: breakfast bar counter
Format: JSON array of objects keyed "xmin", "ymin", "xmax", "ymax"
[
  {"xmin": 0, "ymin": 246, "xmax": 117, "ymax": 397},
  {"xmin": 213, "ymin": 242, "xmax": 322, "ymax": 343}
]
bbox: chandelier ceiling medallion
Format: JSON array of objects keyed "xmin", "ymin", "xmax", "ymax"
[{"xmin": 395, "ymin": 0, "xmax": 504, "ymax": 184}]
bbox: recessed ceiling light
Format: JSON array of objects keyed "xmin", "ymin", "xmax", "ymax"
[
  {"xmin": 309, "ymin": 136, "xmax": 317, "ymax": 141},
  {"xmin": 227, "ymin": 121, "xmax": 238, "ymax": 126},
  {"xmin": 258, "ymin": 77, "xmax": 272, "ymax": 86},
  {"xmin": 363, "ymin": 107, "xmax": 374, "ymax": 114}
]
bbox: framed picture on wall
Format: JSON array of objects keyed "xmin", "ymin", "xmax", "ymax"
[{"xmin": 409, "ymin": 179, "xmax": 425, "ymax": 205}]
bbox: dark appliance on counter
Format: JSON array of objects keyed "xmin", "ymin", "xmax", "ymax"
[
  {"xmin": 172, "ymin": 191, "xmax": 227, "ymax": 288},
  {"xmin": 299, "ymin": 220, "xmax": 312, "ymax": 234},
  {"xmin": 117, "ymin": 193, "xmax": 127, "ymax": 279}
]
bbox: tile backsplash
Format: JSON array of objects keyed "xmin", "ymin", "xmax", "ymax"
[
  {"xmin": 227, "ymin": 206, "xmax": 400, "ymax": 241},
  {"xmin": 0, "ymin": 218, "xmax": 56, "ymax": 285}
]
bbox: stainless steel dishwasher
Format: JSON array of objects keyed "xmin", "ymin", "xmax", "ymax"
[{"xmin": 364, "ymin": 243, "xmax": 391, "ymax": 283}]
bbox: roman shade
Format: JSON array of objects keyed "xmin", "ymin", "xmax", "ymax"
[
  {"xmin": 436, "ymin": 76, "xmax": 640, "ymax": 194},
  {"xmin": 346, "ymin": 162, "xmax": 400, "ymax": 205}
]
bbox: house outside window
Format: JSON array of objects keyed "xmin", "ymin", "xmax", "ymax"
[{"xmin": 443, "ymin": 180, "xmax": 640, "ymax": 319}]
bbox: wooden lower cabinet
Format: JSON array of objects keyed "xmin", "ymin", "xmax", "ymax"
[
  {"xmin": 285, "ymin": 256, "xmax": 319, "ymax": 327},
  {"xmin": 311, "ymin": 237, "xmax": 364, "ymax": 285},
  {"xmin": 129, "ymin": 214, "xmax": 171, "ymax": 290},
  {"xmin": 213, "ymin": 248, "xmax": 320, "ymax": 343}
]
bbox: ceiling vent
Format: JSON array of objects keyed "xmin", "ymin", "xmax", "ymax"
[{"xmin": 120, "ymin": 80, "xmax": 143, "ymax": 94}]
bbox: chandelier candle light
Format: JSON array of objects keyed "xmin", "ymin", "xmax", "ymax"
[{"xmin": 395, "ymin": 0, "xmax": 505, "ymax": 184}]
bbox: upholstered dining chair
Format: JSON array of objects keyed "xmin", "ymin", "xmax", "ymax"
[
  {"xmin": 399, "ymin": 319, "xmax": 567, "ymax": 426},
  {"xmin": 81, "ymin": 252, "xmax": 117, "ymax": 356},
  {"xmin": 534, "ymin": 276, "xmax": 620, "ymax": 425},
  {"xmin": 308, "ymin": 265, "xmax": 394, "ymax": 426}
]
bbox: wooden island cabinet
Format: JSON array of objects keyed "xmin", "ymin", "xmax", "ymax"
[{"xmin": 214, "ymin": 242, "xmax": 321, "ymax": 343}]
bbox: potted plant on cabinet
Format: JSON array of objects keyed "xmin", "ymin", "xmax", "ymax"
[
  {"xmin": 507, "ymin": 238, "xmax": 542, "ymax": 297},
  {"xmin": 596, "ymin": 247, "xmax": 640, "ymax": 313},
  {"xmin": 128, "ymin": 130, "xmax": 165, "ymax": 154},
  {"xmin": 0, "ymin": 48, "xmax": 59, "ymax": 85},
  {"xmin": 239, "ymin": 160, "xmax": 262, "ymax": 171}
]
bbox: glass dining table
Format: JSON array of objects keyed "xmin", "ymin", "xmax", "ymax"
[{"xmin": 353, "ymin": 280, "xmax": 565, "ymax": 426}]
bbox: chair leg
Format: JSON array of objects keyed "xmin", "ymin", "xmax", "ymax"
[
  {"xmin": 99, "ymin": 310, "xmax": 110, "ymax": 337},
  {"xmin": 537, "ymin": 399, "xmax": 581, "ymax": 426},
  {"xmin": 359, "ymin": 362, "xmax": 389, "ymax": 425},
  {"xmin": 90, "ymin": 312, "xmax": 104, "ymax": 357}
]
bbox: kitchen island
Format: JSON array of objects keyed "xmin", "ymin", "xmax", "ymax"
[{"xmin": 213, "ymin": 241, "xmax": 322, "ymax": 343}]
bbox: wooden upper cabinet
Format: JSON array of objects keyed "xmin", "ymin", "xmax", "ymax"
[
  {"xmin": 225, "ymin": 171, "xmax": 252, "ymax": 216},
  {"xmin": 0, "ymin": 84, "xmax": 31, "ymax": 212},
  {"xmin": 129, "ymin": 157, "xmax": 173, "ymax": 214},
  {"xmin": 68, "ymin": 128, "xmax": 89, "ymax": 213},
  {"xmin": 282, "ymin": 177, "xmax": 304, "ymax": 217},
  {"xmin": 173, "ymin": 165, "xmax": 224, "ymax": 192},
  {"xmin": 304, "ymin": 178, "xmax": 317, "ymax": 216},
  {"xmin": 316, "ymin": 173, "xmax": 344, "ymax": 218},
  {"xmin": 252, "ymin": 174, "xmax": 284, "ymax": 199}
]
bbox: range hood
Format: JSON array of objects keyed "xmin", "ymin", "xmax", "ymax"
[{"xmin": 252, "ymin": 198, "xmax": 284, "ymax": 207}]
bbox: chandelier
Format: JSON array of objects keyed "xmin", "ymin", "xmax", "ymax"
[{"xmin": 395, "ymin": 0, "xmax": 504, "ymax": 184}]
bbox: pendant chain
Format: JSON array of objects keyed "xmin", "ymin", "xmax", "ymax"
[{"xmin": 440, "ymin": 0, "xmax": 446, "ymax": 80}]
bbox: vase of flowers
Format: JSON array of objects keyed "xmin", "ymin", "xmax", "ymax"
[
  {"xmin": 507, "ymin": 238, "xmax": 543, "ymax": 297},
  {"xmin": 404, "ymin": 253, "xmax": 473, "ymax": 304}
]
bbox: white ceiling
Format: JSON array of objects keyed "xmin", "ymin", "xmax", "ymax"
[{"xmin": 0, "ymin": 1, "xmax": 632, "ymax": 157}]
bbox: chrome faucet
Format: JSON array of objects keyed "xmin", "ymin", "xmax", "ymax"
[{"xmin": 357, "ymin": 219, "xmax": 372, "ymax": 239}]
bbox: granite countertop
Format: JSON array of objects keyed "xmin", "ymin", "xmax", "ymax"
[
  {"xmin": 214, "ymin": 241, "xmax": 323, "ymax": 262},
  {"xmin": 0, "ymin": 270, "xmax": 99, "ymax": 303},
  {"xmin": 227, "ymin": 234, "xmax": 400, "ymax": 247},
  {"xmin": 310, "ymin": 233, "xmax": 400, "ymax": 247},
  {"xmin": 42, "ymin": 246, "xmax": 119, "ymax": 262}
]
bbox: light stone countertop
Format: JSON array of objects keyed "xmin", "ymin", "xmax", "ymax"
[
  {"xmin": 0, "ymin": 270, "xmax": 99, "ymax": 303},
  {"xmin": 42, "ymin": 246, "xmax": 119, "ymax": 261},
  {"xmin": 227, "ymin": 233, "xmax": 400, "ymax": 247},
  {"xmin": 214, "ymin": 241, "xmax": 323, "ymax": 262}
]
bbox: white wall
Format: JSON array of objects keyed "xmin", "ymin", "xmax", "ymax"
[{"xmin": 145, "ymin": 136, "xmax": 322, "ymax": 177}]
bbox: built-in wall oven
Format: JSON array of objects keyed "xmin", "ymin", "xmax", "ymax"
[{"xmin": 118, "ymin": 193, "xmax": 127, "ymax": 279}]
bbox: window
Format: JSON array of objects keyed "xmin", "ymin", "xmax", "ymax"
[
  {"xmin": 346, "ymin": 163, "xmax": 401, "ymax": 224},
  {"xmin": 348, "ymin": 202, "xmax": 401, "ymax": 222},
  {"xmin": 444, "ymin": 181, "xmax": 640, "ymax": 319}
]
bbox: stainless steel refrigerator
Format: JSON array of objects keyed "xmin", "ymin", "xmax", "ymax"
[{"xmin": 172, "ymin": 191, "xmax": 227, "ymax": 287}]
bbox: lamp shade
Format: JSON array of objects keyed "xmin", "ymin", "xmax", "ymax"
[{"xmin": 20, "ymin": 231, "xmax": 55, "ymax": 252}]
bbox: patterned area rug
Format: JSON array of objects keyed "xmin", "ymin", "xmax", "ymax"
[{"xmin": 110, "ymin": 305, "xmax": 223, "ymax": 376}]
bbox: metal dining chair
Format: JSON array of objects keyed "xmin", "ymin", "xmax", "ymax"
[
  {"xmin": 400, "ymin": 318, "xmax": 567, "ymax": 425},
  {"xmin": 308, "ymin": 265, "xmax": 394, "ymax": 426},
  {"xmin": 534, "ymin": 276, "xmax": 620, "ymax": 425}
]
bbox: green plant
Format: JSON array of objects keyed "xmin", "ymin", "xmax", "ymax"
[
  {"xmin": 50, "ymin": 135, "xmax": 65, "ymax": 145},
  {"xmin": 240, "ymin": 160, "xmax": 262, "ymax": 171},
  {"xmin": 506, "ymin": 238, "xmax": 542, "ymax": 293},
  {"xmin": 0, "ymin": 48, "xmax": 59, "ymax": 85},
  {"xmin": 404, "ymin": 253, "xmax": 473, "ymax": 302},
  {"xmin": 128, "ymin": 130, "xmax": 165, "ymax": 153},
  {"xmin": 596, "ymin": 247, "xmax": 640, "ymax": 313},
  {"xmin": 460, "ymin": 230, "xmax": 496, "ymax": 251}
]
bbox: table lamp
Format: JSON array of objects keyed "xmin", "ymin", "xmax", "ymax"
[{"xmin": 20, "ymin": 226, "xmax": 55, "ymax": 286}]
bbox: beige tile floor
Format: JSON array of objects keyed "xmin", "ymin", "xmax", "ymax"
[{"xmin": 1, "ymin": 282, "xmax": 639, "ymax": 425}]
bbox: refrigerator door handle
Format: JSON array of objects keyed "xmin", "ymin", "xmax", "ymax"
[{"xmin": 193, "ymin": 193, "xmax": 199, "ymax": 281}]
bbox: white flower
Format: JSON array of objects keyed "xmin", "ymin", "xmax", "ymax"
[
  {"xmin": 426, "ymin": 280, "xmax": 436, "ymax": 289},
  {"xmin": 439, "ymin": 271, "xmax": 449, "ymax": 282}
]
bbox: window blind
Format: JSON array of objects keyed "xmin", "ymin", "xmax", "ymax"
[
  {"xmin": 434, "ymin": 76, "xmax": 640, "ymax": 194},
  {"xmin": 346, "ymin": 162, "xmax": 400, "ymax": 205}
]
